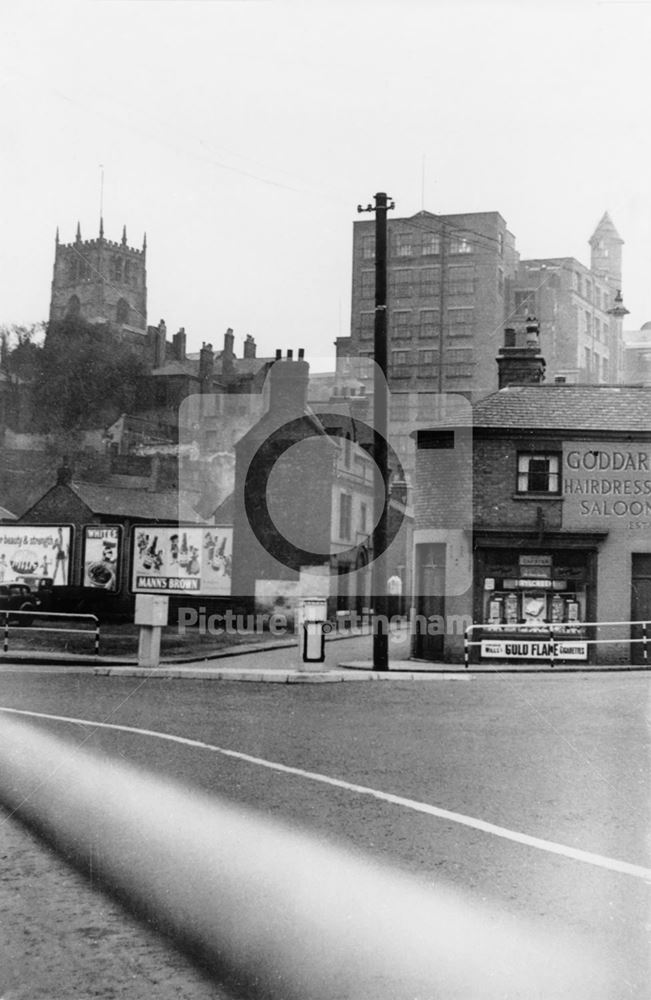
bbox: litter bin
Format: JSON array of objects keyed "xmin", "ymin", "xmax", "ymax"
[{"xmin": 299, "ymin": 599, "xmax": 331, "ymax": 663}]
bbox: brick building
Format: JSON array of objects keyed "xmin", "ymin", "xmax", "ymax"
[
  {"xmin": 230, "ymin": 353, "xmax": 410, "ymax": 621},
  {"xmin": 343, "ymin": 209, "xmax": 518, "ymax": 398},
  {"xmin": 413, "ymin": 329, "xmax": 651, "ymax": 664},
  {"xmin": 508, "ymin": 213, "xmax": 626, "ymax": 385}
]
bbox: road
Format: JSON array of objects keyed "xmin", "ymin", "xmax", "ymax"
[{"xmin": 0, "ymin": 668, "xmax": 649, "ymax": 998}]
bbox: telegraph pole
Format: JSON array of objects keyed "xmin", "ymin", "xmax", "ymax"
[{"xmin": 357, "ymin": 191, "xmax": 395, "ymax": 670}]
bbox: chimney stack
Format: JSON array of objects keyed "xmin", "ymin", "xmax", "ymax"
[
  {"xmin": 173, "ymin": 327, "xmax": 187, "ymax": 362},
  {"xmin": 222, "ymin": 328, "xmax": 235, "ymax": 376},
  {"xmin": 496, "ymin": 317, "xmax": 545, "ymax": 389},
  {"xmin": 243, "ymin": 334, "xmax": 256, "ymax": 359},
  {"xmin": 199, "ymin": 342, "xmax": 215, "ymax": 392},
  {"xmin": 268, "ymin": 350, "xmax": 310, "ymax": 413}
]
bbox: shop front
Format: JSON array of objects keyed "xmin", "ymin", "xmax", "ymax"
[{"xmin": 472, "ymin": 534, "xmax": 605, "ymax": 664}]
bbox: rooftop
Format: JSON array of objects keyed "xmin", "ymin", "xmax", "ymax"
[{"xmin": 473, "ymin": 385, "xmax": 651, "ymax": 433}]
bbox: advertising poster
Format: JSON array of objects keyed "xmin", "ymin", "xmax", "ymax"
[
  {"xmin": 83, "ymin": 526, "xmax": 121, "ymax": 591},
  {"xmin": 132, "ymin": 525, "xmax": 232, "ymax": 596},
  {"xmin": 0, "ymin": 525, "xmax": 72, "ymax": 587}
]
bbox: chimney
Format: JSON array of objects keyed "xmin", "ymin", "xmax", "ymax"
[
  {"xmin": 154, "ymin": 319, "xmax": 167, "ymax": 368},
  {"xmin": 496, "ymin": 317, "xmax": 545, "ymax": 389},
  {"xmin": 199, "ymin": 342, "xmax": 215, "ymax": 392},
  {"xmin": 173, "ymin": 327, "xmax": 187, "ymax": 362},
  {"xmin": 243, "ymin": 334, "xmax": 256, "ymax": 359},
  {"xmin": 223, "ymin": 327, "xmax": 235, "ymax": 376},
  {"xmin": 56, "ymin": 456, "xmax": 73, "ymax": 486},
  {"xmin": 268, "ymin": 350, "xmax": 310, "ymax": 413}
]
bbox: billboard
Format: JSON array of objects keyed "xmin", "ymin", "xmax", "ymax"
[
  {"xmin": 0, "ymin": 525, "xmax": 73, "ymax": 587},
  {"xmin": 131, "ymin": 525, "xmax": 232, "ymax": 596},
  {"xmin": 82, "ymin": 526, "xmax": 122, "ymax": 591}
]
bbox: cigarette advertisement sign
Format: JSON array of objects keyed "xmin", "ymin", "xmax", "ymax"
[
  {"xmin": 131, "ymin": 525, "xmax": 232, "ymax": 596},
  {"xmin": 481, "ymin": 639, "xmax": 588, "ymax": 661},
  {"xmin": 83, "ymin": 526, "xmax": 121, "ymax": 591},
  {"xmin": 0, "ymin": 525, "xmax": 72, "ymax": 586}
]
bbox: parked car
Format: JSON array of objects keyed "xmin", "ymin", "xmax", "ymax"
[{"xmin": 0, "ymin": 583, "xmax": 41, "ymax": 626}]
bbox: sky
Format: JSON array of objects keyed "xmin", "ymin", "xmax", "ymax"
[{"xmin": 2, "ymin": 0, "xmax": 651, "ymax": 366}]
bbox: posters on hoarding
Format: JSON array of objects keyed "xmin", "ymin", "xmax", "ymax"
[
  {"xmin": 0, "ymin": 525, "xmax": 72, "ymax": 586},
  {"xmin": 83, "ymin": 526, "xmax": 121, "ymax": 591},
  {"xmin": 132, "ymin": 525, "xmax": 232, "ymax": 595}
]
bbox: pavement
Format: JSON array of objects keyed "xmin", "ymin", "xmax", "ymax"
[{"xmin": 0, "ymin": 624, "xmax": 648, "ymax": 679}]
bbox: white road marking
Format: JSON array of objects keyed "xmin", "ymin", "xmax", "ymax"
[{"xmin": 1, "ymin": 705, "xmax": 650, "ymax": 883}]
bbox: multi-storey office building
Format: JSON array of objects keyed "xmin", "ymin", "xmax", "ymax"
[{"xmin": 345, "ymin": 210, "xmax": 518, "ymax": 399}]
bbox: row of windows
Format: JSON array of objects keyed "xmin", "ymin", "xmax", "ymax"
[
  {"xmin": 359, "ymin": 308, "xmax": 475, "ymax": 339},
  {"xmin": 571, "ymin": 273, "xmax": 612, "ymax": 309},
  {"xmin": 359, "ymin": 267, "xmax": 475, "ymax": 299},
  {"xmin": 66, "ymin": 256, "xmax": 139, "ymax": 286},
  {"xmin": 583, "ymin": 348, "xmax": 610, "ymax": 382},
  {"xmin": 361, "ymin": 233, "xmax": 480, "ymax": 259}
]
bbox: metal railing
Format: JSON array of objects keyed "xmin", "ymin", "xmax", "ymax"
[
  {"xmin": 0, "ymin": 714, "xmax": 611, "ymax": 999},
  {"xmin": 464, "ymin": 619, "xmax": 650, "ymax": 668},
  {"xmin": 1, "ymin": 610, "xmax": 100, "ymax": 655}
]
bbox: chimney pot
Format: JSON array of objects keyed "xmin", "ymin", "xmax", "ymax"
[
  {"xmin": 298, "ymin": 348, "xmax": 305, "ymax": 360},
  {"xmin": 287, "ymin": 349, "xmax": 293, "ymax": 360}
]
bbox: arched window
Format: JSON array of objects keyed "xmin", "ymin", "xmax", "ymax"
[
  {"xmin": 67, "ymin": 258, "xmax": 78, "ymax": 283},
  {"xmin": 116, "ymin": 298, "xmax": 130, "ymax": 325},
  {"xmin": 66, "ymin": 295, "xmax": 81, "ymax": 318},
  {"xmin": 111, "ymin": 256, "xmax": 123, "ymax": 282}
]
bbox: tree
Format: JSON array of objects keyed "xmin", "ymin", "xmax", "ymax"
[{"xmin": 30, "ymin": 317, "xmax": 146, "ymax": 434}]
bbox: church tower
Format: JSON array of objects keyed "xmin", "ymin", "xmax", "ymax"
[
  {"xmin": 589, "ymin": 211, "xmax": 623, "ymax": 288},
  {"xmin": 49, "ymin": 220, "xmax": 147, "ymax": 331}
]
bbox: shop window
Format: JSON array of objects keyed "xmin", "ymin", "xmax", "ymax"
[{"xmin": 516, "ymin": 453, "xmax": 560, "ymax": 494}]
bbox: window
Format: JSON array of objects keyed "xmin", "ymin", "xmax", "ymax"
[
  {"xmin": 419, "ymin": 266, "xmax": 439, "ymax": 297},
  {"xmin": 394, "ymin": 233, "xmax": 413, "ymax": 257},
  {"xmin": 585, "ymin": 311, "xmax": 592, "ymax": 335},
  {"xmin": 391, "ymin": 394, "xmax": 410, "ymax": 420},
  {"xmin": 111, "ymin": 256, "xmax": 123, "ymax": 282},
  {"xmin": 392, "ymin": 311, "xmax": 411, "ymax": 339},
  {"xmin": 514, "ymin": 290, "xmax": 535, "ymax": 316},
  {"xmin": 448, "ymin": 267, "xmax": 474, "ymax": 296},
  {"xmin": 449, "ymin": 236, "xmax": 472, "ymax": 255},
  {"xmin": 419, "ymin": 349, "xmax": 436, "ymax": 366},
  {"xmin": 517, "ymin": 453, "xmax": 560, "ymax": 494},
  {"xmin": 359, "ymin": 503, "xmax": 367, "ymax": 533},
  {"xmin": 595, "ymin": 317, "xmax": 601, "ymax": 341},
  {"xmin": 362, "ymin": 236, "xmax": 375, "ymax": 259},
  {"xmin": 421, "ymin": 233, "xmax": 440, "ymax": 256},
  {"xmin": 339, "ymin": 493, "xmax": 352, "ymax": 541},
  {"xmin": 419, "ymin": 309, "xmax": 438, "ymax": 338},
  {"xmin": 448, "ymin": 307, "xmax": 474, "ymax": 336},
  {"xmin": 391, "ymin": 269, "xmax": 413, "ymax": 298},
  {"xmin": 498, "ymin": 232, "xmax": 504, "ymax": 257},
  {"xmin": 116, "ymin": 298, "xmax": 130, "ymax": 324},
  {"xmin": 417, "ymin": 430, "xmax": 455, "ymax": 449},
  {"xmin": 391, "ymin": 350, "xmax": 411, "ymax": 371},
  {"xmin": 359, "ymin": 312, "xmax": 374, "ymax": 339},
  {"xmin": 360, "ymin": 270, "xmax": 374, "ymax": 299},
  {"xmin": 585, "ymin": 280, "xmax": 592, "ymax": 303},
  {"xmin": 66, "ymin": 294, "xmax": 81, "ymax": 318}
]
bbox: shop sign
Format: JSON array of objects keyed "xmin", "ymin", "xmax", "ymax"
[
  {"xmin": 480, "ymin": 639, "xmax": 587, "ymax": 660},
  {"xmin": 504, "ymin": 578, "xmax": 567, "ymax": 590},
  {"xmin": 83, "ymin": 526, "xmax": 121, "ymax": 592},
  {"xmin": 519, "ymin": 555, "xmax": 552, "ymax": 567},
  {"xmin": 131, "ymin": 525, "xmax": 233, "ymax": 596},
  {"xmin": 564, "ymin": 446, "xmax": 651, "ymax": 530},
  {"xmin": 0, "ymin": 525, "xmax": 72, "ymax": 587}
]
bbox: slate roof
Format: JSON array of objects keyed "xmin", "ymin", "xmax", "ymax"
[
  {"xmin": 71, "ymin": 482, "xmax": 204, "ymax": 522},
  {"xmin": 473, "ymin": 385, "xmax": 651, "ymax": 433}
]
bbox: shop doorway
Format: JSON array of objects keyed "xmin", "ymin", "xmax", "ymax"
[
  {"xmin": 414, "ymin": 543, "xmax": 445, "ymax": 660},
  {"xmin": 631, "ymin": 554, "xmax": 651, "ymax": 664}
]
